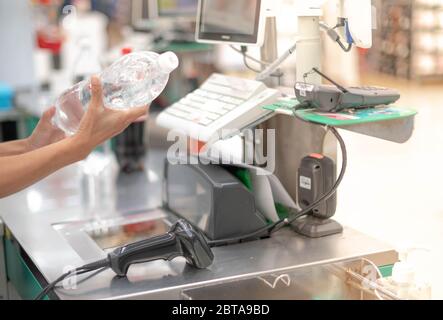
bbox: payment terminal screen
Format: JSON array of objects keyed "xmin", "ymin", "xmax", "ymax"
[{"xmin": 200, "ymin": 0, "xmax": 258, "ymax": 35}]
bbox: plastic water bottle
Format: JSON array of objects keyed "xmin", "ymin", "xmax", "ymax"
[{"xmin": 53, "ymin": 51, "xmax": 179, "ymax": 135}]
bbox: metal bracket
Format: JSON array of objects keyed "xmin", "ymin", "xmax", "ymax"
[{"xmin": 338, "ymin": 116, "xmax": 415, "ymax": 144}]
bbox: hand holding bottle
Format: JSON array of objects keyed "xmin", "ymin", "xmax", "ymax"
[
  {"xmin": 53, "ymin": 51, "xmax": 179, "ymax": 135},
  {"xmin": 72, "ymin": 76, "xmax": 149, "ymax": 158},
  {"xmin": 27, "ymin": 107, "xmax": 66, "ymax": 151}
]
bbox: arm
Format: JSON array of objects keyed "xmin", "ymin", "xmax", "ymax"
[
  {"xmin": 0, "ymin": 76, "xmax": 148, "ymax": 198},
  {"xmin": 0, "ymin": 139, "xmax": 31, "ymax": 156},
  {"xmin": 0, "ymin": 137, "xmax": 84, "ymax": 198},
  {"xmin": 0, "ymin": 107, "xmax": 65, "ymax": 157}
]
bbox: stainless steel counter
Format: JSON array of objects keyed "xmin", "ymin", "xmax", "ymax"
[
  {"xmin": 0, "ymin": 150, "xmax": 397, "ymax": 300},
  {"xmin": 0, "ymin": 218, "xmax": 7, "ymax": 300}
]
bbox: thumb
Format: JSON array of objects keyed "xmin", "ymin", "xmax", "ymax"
[{"xmin": 89, "ymin": 76, "xmax": 103, "ymax": 110}]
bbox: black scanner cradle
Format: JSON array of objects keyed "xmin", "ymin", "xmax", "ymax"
[{"xmin": 163, "ymin": 161, "xmax": 268, "ymax": 242}]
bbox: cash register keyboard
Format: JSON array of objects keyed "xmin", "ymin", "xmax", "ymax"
[
  {"xmin": 156, "ymin": 73, "xmax": 279, "ymax": 141},
  {"xmin": 165, "ymin": 88, "xmax": 247, "ymax": 126}
]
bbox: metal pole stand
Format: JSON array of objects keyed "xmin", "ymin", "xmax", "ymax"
[{"xmin": 260, "ymin": 13, "xmax": 343, "ymax": 238}]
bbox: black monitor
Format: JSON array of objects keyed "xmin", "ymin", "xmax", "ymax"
[{"xmin": 195, "ymin": 0, "xmax": 265, "ymax": 46}]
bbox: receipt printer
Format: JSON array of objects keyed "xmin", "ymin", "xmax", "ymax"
[{"xmin": 163, "ymin": 161, "xmax": 268, "ymax": 241}]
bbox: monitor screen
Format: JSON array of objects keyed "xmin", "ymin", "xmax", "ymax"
[
  {"xmin": 157, "ymin": 0, "xmax": 198, "ymax": 17},
  {"xmin": 196, "ymin": 0, "xmax": 264, "ymax": 46}
]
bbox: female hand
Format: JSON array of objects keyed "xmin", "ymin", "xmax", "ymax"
[
  {"xmin": 27, "ymin": 107, "xmax": 66, "ymax": 151},
  {"xmin": 72, "ymin": 76, "xmax": 149, "ymax": 158}
]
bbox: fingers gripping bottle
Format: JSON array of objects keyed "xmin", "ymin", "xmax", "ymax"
[{"xmin": 53, "ymin": 51, "xmax": 179, "ymax": 135}]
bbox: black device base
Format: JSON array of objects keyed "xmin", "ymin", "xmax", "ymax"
[
  {"xmin": 290, "ymin": 216, "xmax": 343, "ymax": 238},
  {"xmin": 164, "ymin": 160, "xmax": 268, "ymax": 242}
]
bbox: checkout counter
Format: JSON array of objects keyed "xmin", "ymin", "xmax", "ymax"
[
  {"xmin": 0, "ymin": 0, "xmax": 414, "ymax": 300},
  {"xmin": 0, "ymin": 149, "xmax": 398, "ymax": 300}
]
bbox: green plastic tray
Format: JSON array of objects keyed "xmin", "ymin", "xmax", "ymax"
[{"xmin": 263, "ymin": 98, "xmax": 417, "ymax": 127}]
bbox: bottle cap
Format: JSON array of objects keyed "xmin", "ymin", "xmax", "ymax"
[
  {"xmin": 158, "ymin": 51, "xmax": 179, "ymax": 74},
  {"xmin": 121, "ymin": 47, "xmax": 133, "ymax": 55}
]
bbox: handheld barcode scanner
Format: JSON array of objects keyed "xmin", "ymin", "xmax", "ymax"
[
  {"xmin": 108, "ymin": 220, "xmax": 214, "ymax": 277},
  {"xmin": 35, "ymin": 220, "xmax": 214, "ymax": 299}
]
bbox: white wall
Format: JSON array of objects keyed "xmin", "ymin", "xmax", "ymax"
[{"xmin": 0, "ymin": 0, "xmax": 36, "ymax": 89}]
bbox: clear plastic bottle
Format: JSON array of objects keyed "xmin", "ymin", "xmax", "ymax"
[{"xmin": 53, "ymin": 51, "xmax": 179, "ymax": 135}]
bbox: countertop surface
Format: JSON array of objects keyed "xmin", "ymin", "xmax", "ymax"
[{"xmin": 0, "ymin": 150, "xmax": 397, "ymax": 300}]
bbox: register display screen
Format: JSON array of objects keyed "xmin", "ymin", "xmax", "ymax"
[{"xmin": 197, "ymin": 0, "xmax": 262, "ymax": 44}]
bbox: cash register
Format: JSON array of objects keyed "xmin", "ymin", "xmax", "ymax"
[{"xmin": 155, "ymin": 0, "xmax": 404, "ymax": 244}]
